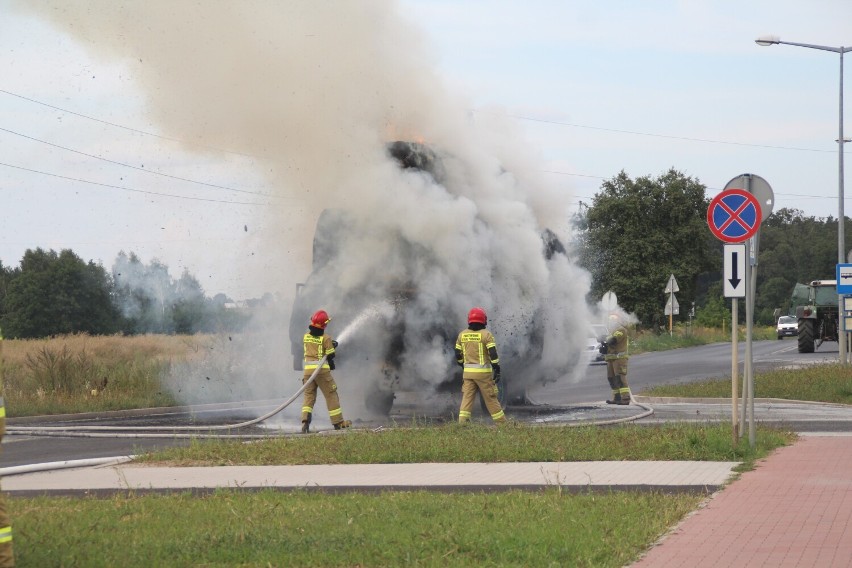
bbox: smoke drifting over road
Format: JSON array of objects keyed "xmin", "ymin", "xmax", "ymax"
[{"xmin": 19, "ymin": 1, "xmax": 601, "ymax": 416}]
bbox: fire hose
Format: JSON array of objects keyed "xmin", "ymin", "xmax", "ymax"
[{"xmin": 5, "ymin": 356, "xmax": 329, "ymax": 439}]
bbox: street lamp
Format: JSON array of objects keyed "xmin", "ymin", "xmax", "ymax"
[{"xmin": 756, "ymin": 36, "xmax": 852, "ymax": 363}]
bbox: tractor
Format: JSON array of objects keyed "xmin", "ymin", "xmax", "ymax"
[{"xmin": 792, "ymin": 280, "xmax": 839, "ymax": 353}]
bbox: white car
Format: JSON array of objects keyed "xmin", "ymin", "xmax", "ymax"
[{"xmin": 776, "ymin": 315, "xmax": 797, "ymax": 339}]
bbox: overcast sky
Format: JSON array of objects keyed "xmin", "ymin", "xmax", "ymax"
[{"xmin": 1, "ymin": 0, "xmax": 851, "ymax": 299}]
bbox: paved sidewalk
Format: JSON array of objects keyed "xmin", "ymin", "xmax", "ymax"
[
  {"xmin": 631, "ymin": 434, "xmax": 852, "ymax": 568},
  {"xmin": 3, "ymin": 460, "xmax": 737, "ymax": 495}
]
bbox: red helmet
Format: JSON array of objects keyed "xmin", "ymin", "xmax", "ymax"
[
  {"xmin": 310, "ymin": 309, "xmax": 331, "ymax": 329},
  {"xmin": 468, "ymin": 307, "xmax": 487, "ymax": 325}
]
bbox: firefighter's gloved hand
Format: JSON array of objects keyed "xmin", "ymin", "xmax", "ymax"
[
  {"xmin": 492, "ymin": 364, "xmax": 501, "ymax": 383},
  {"xmin": 332, "ymin": 340, "xmax": 338, "ymax": 348},
  {"xmin": 328, "ymin": 359, "xmax": 336, "ymax": 370},
  {"xmin": 598, "ymin": 343, "xmax": 608, "ymax": 355}
]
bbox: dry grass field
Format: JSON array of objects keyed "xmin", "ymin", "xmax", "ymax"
[{"xmin": 0, "ymin": 333, "xmax": 214, "ymax": 416}]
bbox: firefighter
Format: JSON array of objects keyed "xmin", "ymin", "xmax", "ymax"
[
  {"xmin": 455, "ymin": 307, "xmax": 506, "ymax": 424},
  {"xmin": 0, "ymin": 329, "xmax": 13, "ymax": 567},
  {"xmin": 602, "ymin": 313, "xmax": 631, "ymax": 405},
  {"xmin": 300, "ymin": 310, "xmax": 352, "ymax": 433}
]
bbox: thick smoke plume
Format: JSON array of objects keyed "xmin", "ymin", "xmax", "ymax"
[{"xmin": 19, "ymin": 1, "xmax": 600, "ymax": 420}]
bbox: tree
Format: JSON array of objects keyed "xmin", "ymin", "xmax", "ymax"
[
  {"xmin": 112, "ymin": 252, "xmax": 218, "ymax": 334},
  {"xmin": 172, "ymin": 269, "xmax": 206, "ymax": 334},
  {"xmin": 1, "ymin": 248, "xmax": 120, "ymax": 338},
  {"xmin": 752, "ymin": 208, "xmax": 848, "ymax": 324},
  {"xmin": 578, "ymin": 169, "xmax": 716, "ymax": 326},
  {"xmin": 695, "ymin": 285, "xmax": 730, "ymax": 328}
]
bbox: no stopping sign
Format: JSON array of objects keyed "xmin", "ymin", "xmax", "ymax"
[{"xmin": 707, "ymin": 189, "xmax": 762, "ymax": 243}]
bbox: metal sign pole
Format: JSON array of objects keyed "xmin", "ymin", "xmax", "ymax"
[
  {"xmin": 669, "ymin": 289, "xmax": 673, "ymax": 336},
  {"xmin": 746, "ymin": 237, "xmax": 757, "ymax": 448},
  {"xmin": 723, "ymin": 242, "xmax": 745, "ymax": 445},
  {"xmin": 710, "ymin": 177, "xmax": 773, "ymax": 449},
  {"xmin": 731, "ymin": 298, "xmax": 739, "ymax": 445}
]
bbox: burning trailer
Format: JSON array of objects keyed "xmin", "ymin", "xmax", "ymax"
[{"xmin": 289, "ymin": 141, "xmax": 590, "ymax": 417}]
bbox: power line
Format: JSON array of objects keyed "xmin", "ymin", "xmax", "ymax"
[
  {"xmin": 0, "ymin": 88, "xmax": 253, "ymax": 158},
  {"xmin": 5, "ymin": 87, "xmax": 848, "ymax": 206},
  {"xmin": 6, "ymin": 87, "xmax": 845, "ymax": 162},
  {"xmin": 483, "ymin": 110, "xmax": 846, "ymax": 154},
  {"xmin": 0, "ymin": 126, "xmax": 276, "ymax": 198},
  {"xmin": 0, "ymin": 161, "xmax": 269, "ymax": 206}
]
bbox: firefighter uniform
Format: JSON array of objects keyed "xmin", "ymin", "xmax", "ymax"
[
  {"xmin": 0, "ymin": 400, "xmax": 12, "ymax": 568},
  {"xmin": 301, "ymin": 310, "xmax": 351, "ymax": 433},
  {"xmin": 604, "ymin": 320, "xmax": 631, "ymax": 405},
  {"xmin": 455, "ymin": 308, "xmax": 505, "ymax": 424},
  {"xmin": 0, "ymin": 330, "xmax": 14, "ymax": 567}
]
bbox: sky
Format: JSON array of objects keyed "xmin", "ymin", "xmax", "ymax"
[{"xmin": 1, "ymin": 0, "xmax": 851, "ymax": 301}]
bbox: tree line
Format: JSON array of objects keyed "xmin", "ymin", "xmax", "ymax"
[
  {"xmin": 0, "ymin": 249, "xmax": 255, "ymax": 339},
  {"xmin": 1, "ymin": 170, "xmax": 844, "ymax": 338}
]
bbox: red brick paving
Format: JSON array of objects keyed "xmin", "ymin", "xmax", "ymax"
[{"xmin": 631, "ymin": 435, "xmax": 852, "ymax": 567}]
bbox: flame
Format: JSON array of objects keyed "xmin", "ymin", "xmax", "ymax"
[{"xmin": 383, "ymin": 123, "xmax": 427, "ymax": 145}]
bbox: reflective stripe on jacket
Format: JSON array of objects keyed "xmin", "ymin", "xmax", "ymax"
[
  {"xmin": 604, "ymin": 326, "xmax": 629, "ymax": 361},
  {"xmin": 455, "ymin": 329, "xmax": 499, "ymax": 372},
  {"xmin": 304, "ymin": 333, "xmax": 336, "ymax": 370}
]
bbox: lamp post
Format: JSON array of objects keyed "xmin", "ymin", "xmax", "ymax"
[{"xmin": 756, "ymin": 36, "xmax": 851, "ymax": 364}]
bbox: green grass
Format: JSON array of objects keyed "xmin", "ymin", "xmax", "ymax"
[
  {"xmin": 642, "ymin": 363, "xmax": 852, "ymax": 405},
  {"xmin": 11, "ymin": 489, "xmax": 703, "ymax": 567},
  {"xmin": 138, "ymin": 422, "xmax": 793, "ymax": 469},
  {"xmin": 631, "ymin": 325, "xmax": 775, "ymax": 354}
]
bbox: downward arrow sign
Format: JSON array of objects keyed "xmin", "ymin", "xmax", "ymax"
[
  {"xmin": 728, "ymin": 252, "xmax": 741, "ymax": 289},
  {"xmin": 723, "ymin": 243, "xmax": 746, "ymax": 298}
]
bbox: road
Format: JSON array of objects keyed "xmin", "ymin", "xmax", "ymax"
[
  {"xmin": 533, "ymin": 337, "xmax": 839, "ymax": 404},
  {"xmin": 2, "ymin": 339, "xmax": 848, "ymax": 469}
]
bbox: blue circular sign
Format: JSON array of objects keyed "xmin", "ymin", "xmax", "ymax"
[{"xmin": 707, "ymin": 189, "xmax": 762, "ymax": 243}]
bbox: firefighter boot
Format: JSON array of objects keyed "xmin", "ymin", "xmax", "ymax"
[
  {"xmin": 301, "ymin": 413, "xmax": 312, "ymax": 434},
  {"xmin": 605, "ymin": 374, "xmax": 621, "ymax": 404},
  {"xmin": 333, "ymin": 420, "xmax": 352, "ymax": 430},
  {"xmin": 616, "ymin": 378, "xmax": 631, "ymax": 405}
]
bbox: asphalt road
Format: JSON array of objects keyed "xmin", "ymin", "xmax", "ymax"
[
  {"xmin": 2, "ymin": 338, "xmax": 849, "ymax": 469},
  {"xmin": 533, "ymin": 336, "xmax": 839, "ymax": 404}
]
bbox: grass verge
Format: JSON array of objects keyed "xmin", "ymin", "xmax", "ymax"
[
  {"xmin": 136, "ymin": 422, "xmax": 794, "ymax": 470},
  {"xmin": 12, "ymin": 489, "xmax": 703, "ymax": 568},
  {"xmin": 642, "ymin": 363, "xmax": 852, "ymax": 405},
  {"xmin": 631, "ymin": 325, "xmax": 774, "ymax": 354}
]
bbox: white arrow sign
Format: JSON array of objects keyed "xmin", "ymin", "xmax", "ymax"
[
  {"xmin": 664, "ymin": 295, "xmax": 680, "ymax": 315},
  {"xmin": 664, "ymin": 274, "xmax": 679, "ymax": 293},
  {"xmin": 724, "ymin": 243, "xmax": 746, "ymax": 298}
]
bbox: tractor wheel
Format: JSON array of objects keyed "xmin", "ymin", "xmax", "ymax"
[{"xmin": 798, "ymin": 318, "xmax": 815, "ymax": 353}]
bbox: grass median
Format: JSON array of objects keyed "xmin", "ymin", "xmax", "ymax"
[
  {"xmin": 136, "ymin": 421, "xmax": 793, "ymax": 468},
  {"xmin": 643, "ymin": 362, "xmax": 852, "ymax": 404}
]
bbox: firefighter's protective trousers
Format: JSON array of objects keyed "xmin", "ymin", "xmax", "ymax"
[
  {"xmin": 0, "ymin": 397, "xmax": 13, "ymax": 567},
  {"xmin": 301, "ymin": 332, "xmax": 347, "ymax": 426},
  {"xmin": 455, "ymin": 328, "xmax": 505, "ymax": 423},
  {"xmin": 459, "ymin": 373, "xmax": 504, "ymax": 423},
  {"xmin": 605, "ymin": 325, "xmax": 630, "ymax": 402}
]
